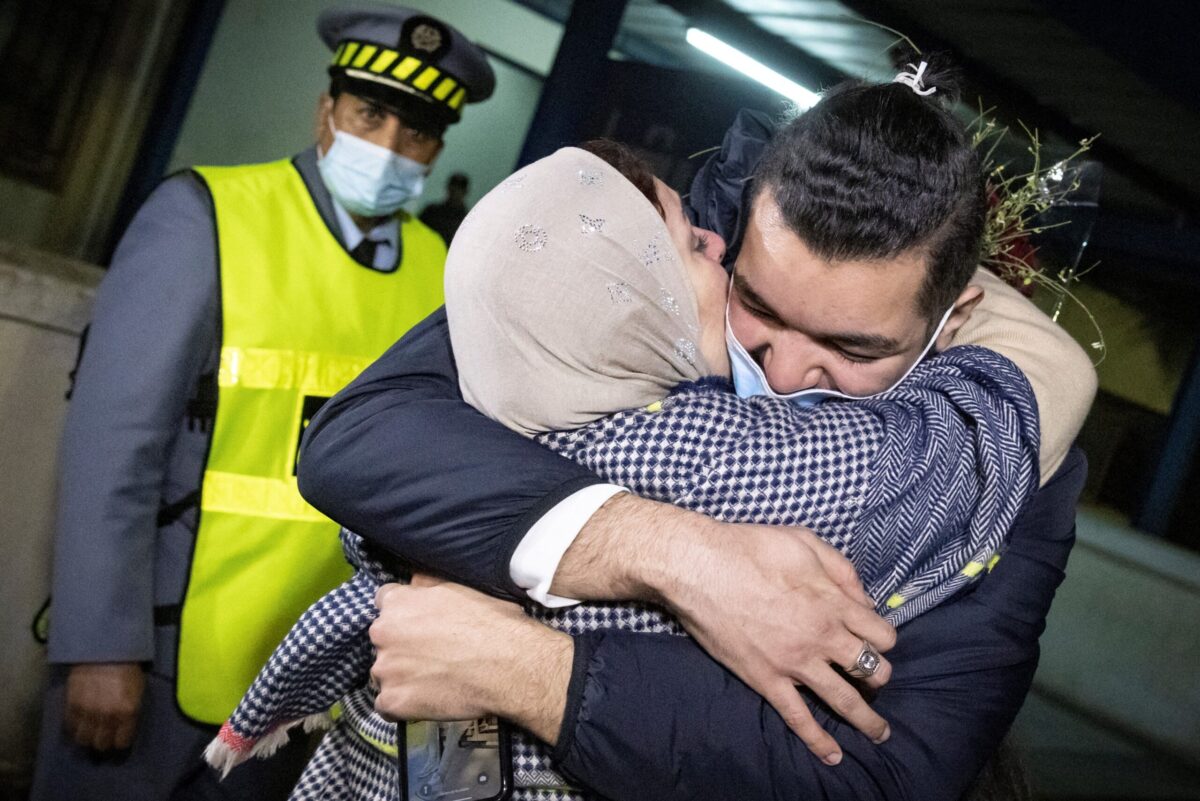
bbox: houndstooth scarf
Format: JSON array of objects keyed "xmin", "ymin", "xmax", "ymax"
[{"xmin": 206, "ymin": 345, "xmax": 1038, "ymax": 801}]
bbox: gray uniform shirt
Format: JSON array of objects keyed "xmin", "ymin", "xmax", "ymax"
[{"xmin": 47, "ymin": 148, "xmax": 402, "ymax": 671}]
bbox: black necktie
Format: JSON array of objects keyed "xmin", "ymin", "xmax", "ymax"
[{"xmin": 351, "ymin": 238, "xmax": 384, "ymax": 267}]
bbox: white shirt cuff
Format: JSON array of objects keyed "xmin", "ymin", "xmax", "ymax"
[{"xmin": 509, "ymin": 484, "xmax": 628, "ymax": 608}]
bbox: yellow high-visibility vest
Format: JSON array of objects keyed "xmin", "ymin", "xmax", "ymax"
[{"xmin": 177, "ymin": 159, "xmax": 446, "ymax": 724}]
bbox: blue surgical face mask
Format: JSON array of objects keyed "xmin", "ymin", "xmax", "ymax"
[
  {"xmin": 318, "ymin": 120, "xmax": 428, "ymax": 217},
  {"xmin": 725, "ymin": 296, "xmax": 955, "ymax": 407}
]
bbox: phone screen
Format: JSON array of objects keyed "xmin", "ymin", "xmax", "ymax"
[{"xmin": 400, "ymin": 717, "xmax": 511, "ymax": 801}]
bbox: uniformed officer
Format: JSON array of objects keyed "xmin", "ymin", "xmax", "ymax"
[{"xmin": 32, "ymin": 7, "xmax": 494, "ymax": 800}]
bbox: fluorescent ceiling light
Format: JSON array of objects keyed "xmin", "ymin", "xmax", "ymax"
[{"xmin": 686, "ymin": 27, "xmax": 819, "ymax": 109}]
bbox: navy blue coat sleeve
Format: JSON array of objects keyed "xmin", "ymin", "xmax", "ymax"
[
  {"xmin": 297, "ymin": 308, "xmax": 603, "ymax": 598},
  {"xmin": 551, "ymin": 449, "xmax": 1088, "ymax": 801}
]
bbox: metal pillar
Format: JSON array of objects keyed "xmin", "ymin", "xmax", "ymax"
[
  {"xmin": 515, "ymin": 0, "xmax": 629, "ymax": 169},
  {"xmin": 106, "ymin": 0, "xmax": 226, "ymax": 261},
  {"xmin": 1136, "ymin": 334, "xmax": 1200, "ymax": 536}
]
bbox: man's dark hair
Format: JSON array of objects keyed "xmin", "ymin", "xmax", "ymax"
[
  {"xmin": 448, "ymin": 172, "xmax": 469, "ymax": 190},
  {"xmin": 751, "ymin": 50, "xmax": 985, "ymax": 325}
]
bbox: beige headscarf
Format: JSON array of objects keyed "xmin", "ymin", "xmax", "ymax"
[{"xmin": 446, "ymin": 147, "xmax": 709, "ymax": 436}]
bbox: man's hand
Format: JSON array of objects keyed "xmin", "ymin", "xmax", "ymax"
[
  {"xmin": 667, "ymin": 523, "xmax": 897, "ymax": 764},
  {"xmin": 370, "ymin": 576, "xmax": 573, "ymax": 743},
  {"xmin": 64, "ymin": 662, "xmax": 145, "ymax": 751},
  {"xmin": 550, "ymin": 494, "xmax": 897, "ymax": 765}
]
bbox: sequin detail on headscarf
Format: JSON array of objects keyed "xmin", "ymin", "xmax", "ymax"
[
  {"xmin": 674, "ymin": 338, "xmax": 697, "ymax": 365},
  {"xmin": 579, "ymin": 214, "xmax": 605, "ymax": 234},
  {"xmin": 515, "ymin": 225, "xmax": 548, "ymax": 252},
  {"xmin": 578, "ymin": 168, "xmax": 603, "ymax": 186},
  {"xmin": 607, "ymin": 282, "xmax": 634, "ymax": 304},
  {"xmin": 640, "ymin": 237, "xmax": 664, "ymax": 266},
  {"xmin": 659, "ymin": 288, "xmax": 680, "ymax": 315}
]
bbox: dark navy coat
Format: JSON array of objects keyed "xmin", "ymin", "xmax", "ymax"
[{"xmin": 297, "ymin": 307, "xmax": 1085, "ymax": 800}]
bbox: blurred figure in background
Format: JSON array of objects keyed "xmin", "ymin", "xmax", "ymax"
[
  {"xmin": 420, "ymin": 171, "xmax": 471, "ymax": 244},
  {"xmin": 31, "ymin": 6, "xmax": 493, "ymax": 800}
]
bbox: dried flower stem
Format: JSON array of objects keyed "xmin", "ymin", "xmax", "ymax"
[{"xmin": 972, "ymin": 102, "xmax": 1105, "ymax": 363}]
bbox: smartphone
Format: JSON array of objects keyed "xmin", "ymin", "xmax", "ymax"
[{"xmin": 398, "ymin": 716, "xmax": 512, "ymax": 801}]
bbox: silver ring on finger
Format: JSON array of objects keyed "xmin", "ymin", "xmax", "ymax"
[{"xmin": 844, "ymin": 640, "xmax": 882, "ymax": 679}]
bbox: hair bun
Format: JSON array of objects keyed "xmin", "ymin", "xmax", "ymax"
[{"xmin": 891, "ymin": 47, "xmax": 964, "ymax": 105}]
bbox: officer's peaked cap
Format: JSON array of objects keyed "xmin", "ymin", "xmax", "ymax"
[{"xmin": 318, "ymin": 5, "xmax": 495, "ymax": 133}]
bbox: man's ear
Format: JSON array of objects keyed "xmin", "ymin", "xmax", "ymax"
[
  {"xmin": 935, "ymin": 284, "xmax": 984, "ymax": 351},
  {"xmin": 314, "ymin": 93, "xmax": 334, "ymax": 149}
]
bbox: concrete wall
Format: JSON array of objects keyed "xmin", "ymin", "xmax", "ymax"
[
  {"xmin": 0, "ymin": 1, "xmax": 193, "ymax": 262},
  {"xmin": 0, "ymin": 246, "xmax": 101, "ymax": 787},
  {"xmin": 0, "ymin": 184, "xmax": 57, "ymax": 254},
  {"xmin": 168, "ymin": 0, "xmax": 561, "ymax": 209},
  {"xmin": 1029, "ymin": 507, "xmax": 1200, "ymax": 765}
]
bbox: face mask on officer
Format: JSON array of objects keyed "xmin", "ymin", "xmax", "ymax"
[{"xmin": 318, "ymin": 118, "xmax": 428, "ymax": 217}]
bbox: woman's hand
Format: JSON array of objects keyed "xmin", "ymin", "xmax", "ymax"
[{"xmin": 369, "ymin": 575, "xmax": 573, "ymax": 742}]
